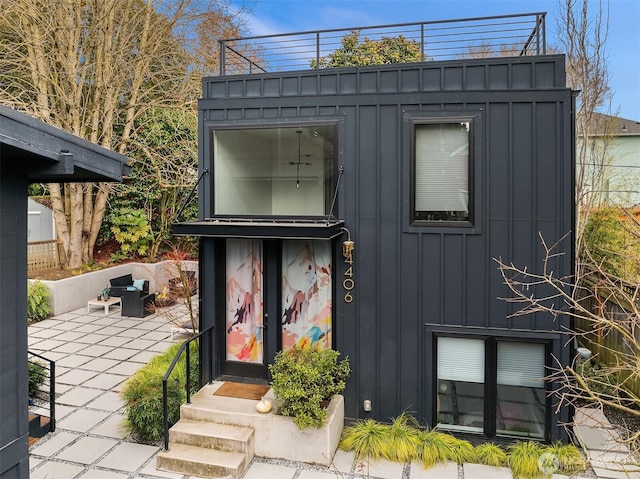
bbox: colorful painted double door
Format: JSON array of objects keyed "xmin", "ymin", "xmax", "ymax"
[{"xmin": 222, "ymin": 238, "xmax": 332, "ymax": 379}]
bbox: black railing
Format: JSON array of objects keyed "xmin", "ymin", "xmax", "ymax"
[
  {"xmin": 27, "ymin": 351, "xmax": 55, "ymax": 434},
  {"xmin": 162, "ymin": 325, "xmax": 214, "ymax": 451},
  {"xmin": 219, "ymin": 12, "xmax": 546, "ymax": 75}
]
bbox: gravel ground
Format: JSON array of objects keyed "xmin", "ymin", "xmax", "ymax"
[{"xmin": 603, "ymin": 404, "xmax": 640, "ymax": 452}]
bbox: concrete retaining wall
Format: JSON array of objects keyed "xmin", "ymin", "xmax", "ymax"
[{"xmin": 32, "ymin": 260, "xmax": 198, "ymax": 316}]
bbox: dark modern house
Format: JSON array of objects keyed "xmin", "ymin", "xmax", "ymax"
[
  {"xmin": 0, "ymin": 104, "xmax": 129, "ymax": 478},
  {"xmin": 174, "ymin": 13, "xmax": 575, "ymax": 443}
]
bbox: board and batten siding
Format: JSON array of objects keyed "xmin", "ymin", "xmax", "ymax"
[
  {"xmin": 0, "ymin": 167, "xmax": 30, "ymax": 479},
  {"xmin": 199, "ymin": 55, "xmax": 574, "ymax": 436}
]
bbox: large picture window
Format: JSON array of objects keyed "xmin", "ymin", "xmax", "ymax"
[
  {"xmin": 414, "ymin": 120, "xmax": 471, "ymax": 223},
  {"xmin": 436, "ymin": 336, "xmax": 547, "ymax": 439},
  {"xmin": 213, "ymin": 125, "xmax": 336, "ymax": 217}
]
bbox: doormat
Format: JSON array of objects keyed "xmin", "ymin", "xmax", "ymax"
[{"xmin": 213, "ymin": 382, "xmax": 270, "ymax": 401}]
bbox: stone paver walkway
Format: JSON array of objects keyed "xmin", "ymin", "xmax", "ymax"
[
  {"xmin": 574, "ymin": 408, "xmax": 640, "ymax": 479},
  {"xmin": 27, "ymin": 305, "xmax": 635, "ymax": 478}
]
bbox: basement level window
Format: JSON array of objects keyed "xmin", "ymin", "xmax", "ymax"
[{"xmin": 436, "ymin": 336, "xmax": 548, "ymax": 439}]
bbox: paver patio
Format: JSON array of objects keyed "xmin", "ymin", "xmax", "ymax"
[{"xmin": 26, "ymin": 304, "xmax": 624, "ymax": 478}]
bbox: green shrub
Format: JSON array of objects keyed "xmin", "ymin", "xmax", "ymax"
[
  {"xmin": 121, "ymin": 342, "xmax": 198, "ymax": 443},
  {"xmin": 342, "ymin": 415, "xmax": 477, "ymax": 467},
  {"xmin": 340, "ymin": 419, "xmax": 391, "ymax": 460},
  {"xmin": 447, "ymin": 436, "xmax": 477, "ymax": 464},
  {"xmin": 544, "ymin": 442, "xmax": 587, "ymax": 475},
  {"xmin": 578, "ymin": 361, "xmax": 619, "ymax": 397},
  {"xmin": 28, "ymin": 361, "xmax": 47, "ymax": 397},
  {"xmin": 27, "ymin": 280, "xmax": 51, "ymax": 322},
  {"xmin": 269, "ymin": 347, "xmax": 350, "ymax": 429},
  {"xmin": 507, "ymin": 441, "xmax": 545, "ymax": 478},
  {"xmin": 475, "ymin": 442, "xmax": 507, "ymax": 467},
  {"xmin": 110, "ymin": 207, "xmax": 152, "ymax": 257},
  {"xmin": 384, "ymin": 413, "xmax": 422, "ymax": 462},
  {"xmin": 341, "ymin": 416, "xmax": 581, "ymax": 476},
  {"xmin": 418, "ymin": 429, "xmax": 456, "ymax": 467}
]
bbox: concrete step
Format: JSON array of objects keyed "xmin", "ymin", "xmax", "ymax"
[
  {"xmin": 157, "ymin": 443, "xmax": 247, "ymax": 479},
  {"xmin": 169, "ymin": 420, "xmax": 254, "ymax": 458},
  {"xmin": 180, "ymin": 384, "xmax": 272, "ymax": 425}
]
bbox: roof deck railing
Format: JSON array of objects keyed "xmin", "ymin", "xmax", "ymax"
[{"xmin": 219, "ymin": 12, "xmax": 546, "ymax": 76}]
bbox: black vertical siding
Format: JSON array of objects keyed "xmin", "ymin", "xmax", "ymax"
[
  {"xmin": 199, "ymin": 55, "xmax": 574, "ymax": 440},
  {"xmin": 0, "ymin": 166, "xmax": 29, "ymax": 478}
]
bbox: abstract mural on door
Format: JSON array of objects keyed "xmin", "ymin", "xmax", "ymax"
[
  {"xmin": 226, "ymin": 239, "xmax": 263, "ymax": 363},
  {"xmin": 282, "ymin": 240, "xmax": 332, "ymax": 350}
]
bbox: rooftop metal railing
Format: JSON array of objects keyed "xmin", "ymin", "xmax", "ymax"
[{"xmin": 219, "ymin": 12, "xmax": 546, "ymax": 76}]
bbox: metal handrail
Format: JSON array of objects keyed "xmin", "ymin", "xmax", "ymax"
[
  {"xmin": 162, "ymin": 325, "xmax": 214, "ymax": 451},
  {"xmin": 27, "ymin": 350, "xmax": 55, "ymax": 433},
  {"xmin": 219, "ymin": 12, "xmax": 547, "ymax": 75}
]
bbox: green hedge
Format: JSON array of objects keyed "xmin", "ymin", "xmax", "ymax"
[{"xmin": 121, "ymin": 341, "xmax": 199, "ymax": 443}]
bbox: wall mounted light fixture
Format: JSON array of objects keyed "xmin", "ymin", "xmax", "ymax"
[{"xmin": 341, "ymin": 227, "xmax": 354, "ymax": 257}]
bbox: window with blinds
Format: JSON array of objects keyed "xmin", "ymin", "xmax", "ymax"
[
  {"xmin": 437, "ymin": 337, "xmax": 484, "ymax": 383},
  {"xmin": 497, "ymin": 341, "xmax": 545, "ymax": 389},
  {"xmin": 414, "ymin": 121, "xmax": 471, "ymax": 222},
  {"xmin": 434, "ymin": 335, "xmax": 549, "ymax": 439},
  {"xmin": 436, "ymin": 337, "xmax": 485, "ymax": 433},
  {"xmin": 496, "ymin": 341, "xmax": 546, "ymax": 438}
]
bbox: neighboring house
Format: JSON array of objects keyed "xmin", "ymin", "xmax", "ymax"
[
  {"xmin": 27, "ymin": 198, "xmax": 55, "ymax": 243},
  {"xmin": 174, "ymin": 15, "xmax": 575, "ymax": 443},
  {"xmin": 0, "ymin": 104, "xmax": 128, "ymax": 478},
  {"xmin": 580, "ymin": 113, "xmax": 640, "ymax": 206}
]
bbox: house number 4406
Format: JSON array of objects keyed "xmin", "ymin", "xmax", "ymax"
[{"xmin": 343, "ymin": 252, "xmax": 354, "ymax": 303}]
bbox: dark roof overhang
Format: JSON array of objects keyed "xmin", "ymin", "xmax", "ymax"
[
  {"xmin": 172, "ymin": 217, "xmax": 346, "ymax": 240},
  {"xmin": 0, "ymin": 104, "xmax": 130, "ymax": 182}
]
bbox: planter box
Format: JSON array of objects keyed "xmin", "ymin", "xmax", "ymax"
[{"xmin": 256, "ymin": 389, "xmax": 344, "ymax": 465}]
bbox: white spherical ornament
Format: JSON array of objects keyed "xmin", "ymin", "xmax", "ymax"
[{"xmin": 256, "ymin": 399, "xmax": 272, "ymax": 413}]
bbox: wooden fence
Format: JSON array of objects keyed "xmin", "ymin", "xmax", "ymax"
[
  {"xmin": 28, "ymin": 240, "xmax": 61, "ymax": 273},
  {"xmin": 576, "ymin": 275, "xmax": 640, "ymax": 397}
]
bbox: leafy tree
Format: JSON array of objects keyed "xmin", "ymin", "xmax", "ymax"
[
  {"xmin": 582, "ymin": 207, "xmax": 640, "ymax": 280},
  {"xmin": 0, "ymin": 0, "xmax": 247, "ymax": 268},
  {"xmin": 104, "ymin": 107, "xmax": 199, "ymax": 261},
  {"xmin": 312, "ymin": 31, "xmax": 424, "ymax": 68}
]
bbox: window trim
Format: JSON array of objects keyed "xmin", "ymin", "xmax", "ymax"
[
  {"xmin": 403, "ymin": 110, "xmax": 483, "ymax": 234},
  {"xmin": 432, "ymin": 333, "xmax": 551, "ymax": 441}
]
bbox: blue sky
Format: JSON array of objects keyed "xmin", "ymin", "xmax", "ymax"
[{"xmin": 238, "ymin": 0, "xmax": 640, "ymax": 121}]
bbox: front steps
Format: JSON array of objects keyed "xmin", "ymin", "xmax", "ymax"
[
  {"xmin": 157, "ymin": 381, "xmax": 344, "ymax": 476},
  {"xmin": 157, "ymin": 416, "xmax": 255, "ymax": 478}
]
